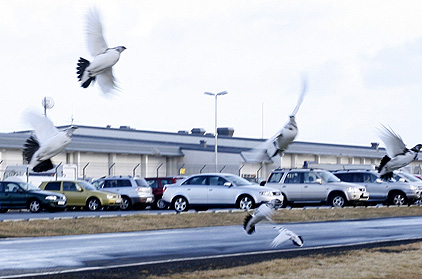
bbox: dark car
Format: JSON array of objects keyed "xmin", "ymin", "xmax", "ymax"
[
  {"xmin": 0, "ymin": 180, "xmax": 67, "ymax": 213},
  {"xmin": 145, "ymin": 176, "xmax": 185, "ymax": 209}
]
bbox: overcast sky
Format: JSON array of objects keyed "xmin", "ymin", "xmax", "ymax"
[{"xmin": 2, "ymin": 0, "xmax": 422, "ymax": 149}]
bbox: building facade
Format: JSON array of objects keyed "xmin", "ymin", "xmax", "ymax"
[{"xmin": 1, "ymin": 125, "xmax": 421, "ymax": 180}]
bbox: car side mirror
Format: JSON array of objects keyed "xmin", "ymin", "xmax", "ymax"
[
  {"xmin": 399, "ymin": 178, "xmax": 406, "ymax": 182},
  {"xmin": 17, "ymin": 188, "xmax": 24, "ymax": 193},
  {"xmin": 376, "ymin": 178, "xmax": 383, "ymax": 184},
  {"xmin": 315, "ymin": 178, "xmax": 323, "ymax": 184},
  {"xmin": 224, "ymin": 182, "xmax": 233, "ymax": 187},
  {"xmin": 77, "ymin": 187, "xmax": 83, "ymax": 192},
  {"xmin": 260, "ymin": 181, "xmax": 266, "ymax": 186}
]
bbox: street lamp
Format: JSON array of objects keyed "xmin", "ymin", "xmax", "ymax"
[{"xmin": 204, "ymin": 90, "xmax": 228, "ymax": 173}]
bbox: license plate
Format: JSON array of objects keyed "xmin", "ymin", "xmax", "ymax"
[
  {"xmin": 57, "ymin": 201, "xmax": 65, "ymax": 205},
  {"xmin": 147, "ymin": 198, "xmax": 153, "ymax": 203}
]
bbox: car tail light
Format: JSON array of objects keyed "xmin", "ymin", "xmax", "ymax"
[{"xmin": 163, "ymin": 186, "xmax": 167, "ymax": 193}]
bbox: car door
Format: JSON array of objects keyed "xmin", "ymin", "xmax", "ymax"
[
  {"xmin": 180, "ymin": 176, "xmax": 208, "ymax": 204},
  {"xmin": 3, "ymin": 182, "xmax": 27, "ymax": 207},
  {"xmin": 301, "ymin": 171, "xmax": 327, "ymax": 201},
  {"xmin": 0, "ymin": 182, "xmax": 9, "ymax": 208},
  {"xmin": 282, "ymin": 172, "xmax": 304, "ymax": 201},
  {"xmin": 207, "ymin": 175, "xmax": 234, "ymax": 205},
  {"xmin": 63, "ymin": 182, "xmax": 86, "ymax": 206},
  {"xmin": 361, "ymin": 173, "xmax": 386, "ymax": 201}
]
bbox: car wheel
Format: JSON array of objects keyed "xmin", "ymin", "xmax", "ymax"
[
  {"xmin": 237, "ymin": 195, "xmax": 255, "ymax": 211},
  {"xmin": 280, "ymin": 193, "xmax": 288, "ymax": 208},
  {"xmin": 87, "ymin": 198, "xmax": 101, "ymax": 211},
  {"xmin": 156, "ymin": 198, "xmax": 167, "ymax": 209},
  {"xmin": 28, "ymin": 199, "xmax": 41, "ymax": 213},
  {"xmin": 120, "ymin": 196, "xmax": 132, "ymax": 211},
  {"xmin": 329, "ymin": 193, "xmax": 346, "ymax": 208},
  {"xmin": 389, "ymin": 191, "xmax": 407, "ymax": 206},
  {"xmin": 173, "ymin": 196, "xmax": 189, "ymax": 212}
]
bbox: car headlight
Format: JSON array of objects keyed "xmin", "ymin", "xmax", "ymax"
[
  {"xmin": 346, "ymin": 187, "xmax": 360, "ymax": 193},
  {"xmin": 45, "ymin": 196, "xmax": 57, "ymax": 201},
  {"xmin": 260, "ymin": 191, "xmax": 273, "ymax": 196},
  {"xmin": 409, "ymin": 185, "xmax": 418, "ymax": 191},
  {"xmin": 107, "ymin": 194, "xmax": 114, "ymax": 199}
]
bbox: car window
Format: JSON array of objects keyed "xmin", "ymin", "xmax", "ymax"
[
  {"xmin": 284, "ymin": 172, "xmax": 303, "ymax": 184},
  {"xmin": 103, "ymin": 180, "xmax": 118, "ymax": 188},
  {"xmin": 363, "ymin": 173, "xmax": 377, "ymax": 183},
  {"xmin": 135, "ymin": 179, "xmax": 148, "ymax": 187},
  {"xmin": 209, "ymin": 176, "xmax": 227, "ymax": 185},
  {"xmin": 161, "ymin": 179, "xmax": 173, "ymax": 185},
  {"xmin": 147, "ymin": 179, "xmax": 158, "ymax": 189},
  {"xmin": 117, "ymin": 180, "xmax": 132, "ymax": 187},
  {"xmin": 45, "ymin": 182, "xmax": 61, "ymax": 191},
  {"xmin": 304, "ymin": 172, "xmax": 319, "ymax": 183},
  {"xmin": 268, "ymin": 172, "xmax": 284, "ymax": 183},
  {"xmin": 63, "ymin": 182, "xmax": 78, "ymax": 191},
  {"xmin": 183, "ymin": 176, "xmax": 208, "ymax": 185},
  {"xmin": 5, "ymin": 183, "xmax": 20, "ymax": 192}
]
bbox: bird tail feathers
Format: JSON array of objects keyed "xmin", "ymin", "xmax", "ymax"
[
  {"xmin": 77, "ymin": 57, "xmax": 95, "ymax": 88},
  {"xmin": 33, "ymin": 160, "xmax": 54, "ymax": 173},
  {"xmin": 23, "ymin": 136, "xmax": 39, "ymax": 164},
  {"xmin": 243, "ymin": 214, "xmax": 256, "ymax": 234}
]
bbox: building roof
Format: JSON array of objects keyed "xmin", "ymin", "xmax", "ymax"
[{"xmin": 4, "ymin": 124, "xmax": 388, "ymax": 159}]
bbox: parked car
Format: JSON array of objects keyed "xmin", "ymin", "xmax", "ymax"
[
  {"xmin": 91, "ymin": 176, "xmax": 154, "ymax": 210},
  {"xmin": 332, "ymin": 169, "xmax": 422, "ymax": 205},
  {"xmin": 262, "ymin": 169, "xmax": 368, "ymax": 207},
  {"xmin": 39, "ymin": 180, "xmax": 121, "ymax": 211},
  {"xmin": 0, "ymin": 180, "xmax": 67, "ymax": 213},
  {"xmin": 145, "ymin": 176, "xmax": 185, "ymax": 209},
  {"xmin": 162, "ymin": 173, "xmax": 282, "ymax": 212}
]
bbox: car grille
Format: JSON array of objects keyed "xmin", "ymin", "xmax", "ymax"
[
  {"xmin": 273, "ymin": 191, "xmax": 281, "ymax": 196},
  {"xmin": 359, "ymin": 187, "xmax": 366, "ymax": 192}
]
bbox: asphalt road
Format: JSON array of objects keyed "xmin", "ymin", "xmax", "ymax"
[{"xmin": 1, "ymin": 216, "xmax": 422, "ymax": 278}]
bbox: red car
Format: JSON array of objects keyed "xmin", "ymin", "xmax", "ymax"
[{"xmin": 145, "ymin": 176, "xmax": 185, "ymax": 209}]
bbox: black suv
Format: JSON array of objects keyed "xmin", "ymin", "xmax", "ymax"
[{"xmin": 0, "ymin": 180, "xmax": 67, "ymax": 213}]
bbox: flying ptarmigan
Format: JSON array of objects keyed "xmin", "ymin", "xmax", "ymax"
[
  {"xmin": 377, "ymin": 124, "xmax": 422, "ymax": 180},
  {"xmin": 23, "ymin": 112, "xmax": 77, "ymax": 172},
  {"xmin": 77, "ymin": 7, "xmax": 126, "ymax": 94},
  {"xmin": 243, "ymin": 199, "xmax": 282, "ymax": 234}
]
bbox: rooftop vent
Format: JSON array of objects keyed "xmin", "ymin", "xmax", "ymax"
[
  {"xmin": 191, "ymin": 128, "xmax": 206, "ymax": 135},
  {"xmin": 217, "ymin": 127, "xmax": 234, "ymax": 137}
]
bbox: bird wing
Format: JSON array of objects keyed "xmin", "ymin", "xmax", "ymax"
[
  {"xmin": 378, "ymin": 124, "xmax": 407, "ymax": 157},
  {"xmin": 290, "ymin": 77, "xmax": 307, "ymax": 116},
  {"xmin": 96, "ymin": 68, "xmax": 117, "ymax": 94},
  {"xmin": 86, "ymin": 7, "xmax": 108, "ymax": 57},
  {"xmin": 25, "ymin": 111, "xmax": 59, "ymax": 144},
  {"xmin": 271, "ymin": 227, "xmax": 292, "ymax": 248}
]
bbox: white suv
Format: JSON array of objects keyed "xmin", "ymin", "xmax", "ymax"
[
  {"xmin": 263, "ymin": 169, "xmax": 369, "ymax": 207},
  {"xmin": 333, "ymin": 170, "xmax": 422, "ymax": 205},
  {"xmin": 92, "ymin": 176, "xmax": 154, "ymax": 210}
]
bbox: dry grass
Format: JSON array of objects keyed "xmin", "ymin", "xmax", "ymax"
[
  {"xmin": 0, "ymin": 206, "xmax": 421, "ymax": 237},
  {"xmin": 147, "ymin": 242, "xmax": 422, "ymax": 279}
]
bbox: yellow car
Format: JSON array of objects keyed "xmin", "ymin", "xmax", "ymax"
[{"xmin": 39, "ymin": 180, "xmax": 122, "ymax": 211}]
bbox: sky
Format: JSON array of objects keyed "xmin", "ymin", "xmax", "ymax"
[{"xmin": 2, "ymin": 0, "xmax": 422, "ymax": 148}]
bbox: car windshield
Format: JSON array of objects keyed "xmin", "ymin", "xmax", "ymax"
[
  {"xmin": 17, "ymin": 182, "xmax": 40, "ymax": 191},
  {"xmin": 315, "ymin": 170, "xmax": 341, "ymax": 183},
  {"xmin": 394, "ymin": 173, "xmax": 420, "ymax": 182},
  {"xmin": 223, "ymin": 175, "xmax": 254, "ymax": 186},
  {"xmin": 79, "ymin": 181, "xmax": 96, "ymax": 191},
  {"xmin": 135, "ymin": 179, "xmax": 149, "ymax": 187}
]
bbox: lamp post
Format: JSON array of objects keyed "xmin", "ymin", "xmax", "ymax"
[{"xmin": 204, "ymin": 90, "xmax": 228, "ymax": 173}]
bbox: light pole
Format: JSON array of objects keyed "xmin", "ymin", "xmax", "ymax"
[{"xmin": 204, "ymin": 90, "xmax": 228, "ymax": 173}]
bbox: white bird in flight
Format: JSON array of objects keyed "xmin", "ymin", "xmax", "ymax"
[
  {"xmin": 377, "ymin": 125, "xmax": 422, "ymax": 180},
  {"xmin": 23, "ymin": 112, "xmax": 77, "ymax": 172},
  {"xmin": 241, "ymin": 78, "xmax": 307, "ymax": 162},
  {"xmin": 77, "ymin": 7, "xmax": 126, "ymax": 94},
  {"xmin": 271, "ymin": 226, "xmax": 304, "ymax": 248},
  {"xmin": 243, "ymin": 199, "xmax": 304, "ymax": 247},
  {"xmin": 243, "ymin": 199, "xmax": 282, "ymax": 234}
]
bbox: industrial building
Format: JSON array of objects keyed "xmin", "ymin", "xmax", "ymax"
[{"xmin": 0, "ymin": 125, "xmax": 421, "ymax": 180}]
